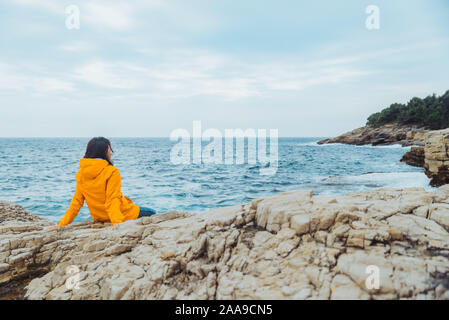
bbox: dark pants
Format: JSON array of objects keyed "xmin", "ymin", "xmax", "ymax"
[{"xmin": 138, "ymin": 206, "xmax": 157, "ymax": 218}]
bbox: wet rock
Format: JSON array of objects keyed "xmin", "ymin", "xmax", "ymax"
[{"xmin": 401, "ymin": 147, "xmax": 425, "ymax": 167}]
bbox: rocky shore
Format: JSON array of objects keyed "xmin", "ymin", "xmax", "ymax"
[
  {"xmin": 317, "ymin": 123, "xmax": 428, "ymax": 147},
  {"xmin": 1, "ymin": 184, "xmax": 449, "ymax": 300},
  {"xmin": 319, "ymin": 123, "xmax": 449, "ymax": 187}
]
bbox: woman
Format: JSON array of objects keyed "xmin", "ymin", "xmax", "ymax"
[{"xmin": 56, "ymin": 137, "xmax": 156, "ymax": 227}]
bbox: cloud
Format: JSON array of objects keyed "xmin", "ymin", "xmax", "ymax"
[
  {"xmin": 0, "ymin": 43, "xmax": 382, "ymax": 101},
  {"xmin": 9, "ymin": 0, "xmax": 61, "ymax": 13},
  {"xmin": 73, "ymin": 61, "xmax": 139, "ymax": 89},
  {"xmin": 0, "ymin": 64, "xmax": 75, "ymax": 94},
  {"xmin": 65, "ymin": 48, "xmax": 375, "ymax": 101},
  {"xmin": 83, "ymin": 2, "xmax": 134, "ymax": 30},
  {"xmin": 37, "ymin": 77, "xmax": 76, "ymax": 93},
  {"xmin": 141, "ymin": 49, "xmax": 375, "ymax": 99},
  {"xmin": 58, "ymin": 41, "xmax": 95, "ymax": 52},
  {"xmin": 9, "ymin": 0, "xmax": 135, "ymax": 30}
]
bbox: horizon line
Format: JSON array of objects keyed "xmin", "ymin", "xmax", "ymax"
[{"xmin": 0, "ymin": 136, "xmax": 330, "ymax": 139}]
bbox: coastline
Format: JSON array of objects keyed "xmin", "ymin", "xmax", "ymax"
[
  {"xmin": 1, "ymin": 184, "xmax": 449, "ymax": 300},
  {"xmin": 1, "ymin": 128, "xmax": 448, "ymax": 300},
  {"xmin": 319, "ymin": 125, "xmax": 449, "ymax": 187},
  {"xmin": 1, "ymin": 137, "xmax": 427, "ymax": 224}
]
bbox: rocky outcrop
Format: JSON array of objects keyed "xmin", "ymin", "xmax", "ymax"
[
  {"xmin": 424, "ymin": 129, "xmax": 449, "ymax": 187},
  {"xmin": 0, "ymin": 202, "xmax": 53, "ymax": 299},
  {"xmin": 318, "ymin": 123, "xmax": 428, "ymax": 146},
  {"xmin": 1, "ymin": 186, "xmax": 449, "ymax": 300},
  {"xmin": 401, "ymin": 147, "xmax": 425, "ymax": 168}
]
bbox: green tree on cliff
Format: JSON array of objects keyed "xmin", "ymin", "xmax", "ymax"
[{"xmin": 367, "ymin": 90, "xmax": 449, "ymax": 130}]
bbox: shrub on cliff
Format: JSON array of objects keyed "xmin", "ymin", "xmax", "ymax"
[{"xmin": 367, "ymin": 90, "xmax": 449, "ymax": 130}]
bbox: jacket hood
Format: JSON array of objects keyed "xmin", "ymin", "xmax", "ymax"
[{"xmin": 78, "ymin": 158, "xmax": 110, "ymax": 181}]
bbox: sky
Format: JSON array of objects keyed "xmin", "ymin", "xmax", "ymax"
[{"xmin": 0, "ymin": 0, "xmax": 448, "ymax": 137}]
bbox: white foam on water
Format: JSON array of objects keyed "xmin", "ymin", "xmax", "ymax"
[
  {"xmin": 299, "ymin": 141, "xmax": 412, "ymax": 150},
  {"xmin": 320, "ymin": 171, "xmax": 434, "ymax": 192},
  {"xmin": 357, "ymin": 144, "xmax": 411, "ymax": 150}
]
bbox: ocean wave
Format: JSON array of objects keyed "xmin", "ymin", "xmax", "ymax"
[
  {"xmin": 319, "ymin": 171, "xmax": 434, "ymax": 191},
  {"xmin": 297, "ymin": 139, "xmax": 411, "ymax": 149},
  {"xmin": 356, "ymin": 144, "xmax": 411, "ymax": 149}
]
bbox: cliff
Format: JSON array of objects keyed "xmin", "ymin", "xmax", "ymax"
[
  {"xmin": 424, "ymin": 129, "xmax": 449, "ymax": 187},
  {"xmin": 1, "ymin": 185, "xmax": 449, "ymax": 300},
  {"xmin": 318, "ymin": 123, "xmax": 428, "ymax": 146},
  {"xmin": 400, "ymin": 147, "xmax": 425, "ymax": 168}
]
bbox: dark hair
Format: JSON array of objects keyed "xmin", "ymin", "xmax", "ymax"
[{"xmin": 84, "ymin": 137, "xmax": 113, "ymax": 165}]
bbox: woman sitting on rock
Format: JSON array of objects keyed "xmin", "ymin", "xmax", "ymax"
[{"xmin": 55, "ymin": 137, "xmax": 156, "ymax": 227}]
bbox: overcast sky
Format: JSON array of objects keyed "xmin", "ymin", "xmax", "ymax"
[{"xmin": 1, "ymin": 0, "xmax": 448, "ymax": 137}]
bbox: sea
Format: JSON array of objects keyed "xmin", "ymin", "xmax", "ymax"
[{"xmin": 0, "ymin": 138, "xmax": 434, "ymax": 224}]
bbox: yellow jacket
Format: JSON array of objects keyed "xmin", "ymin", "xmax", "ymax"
[{"xmin": 57, "ymin": 158, "xmax": 140, "ymax": 227}]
